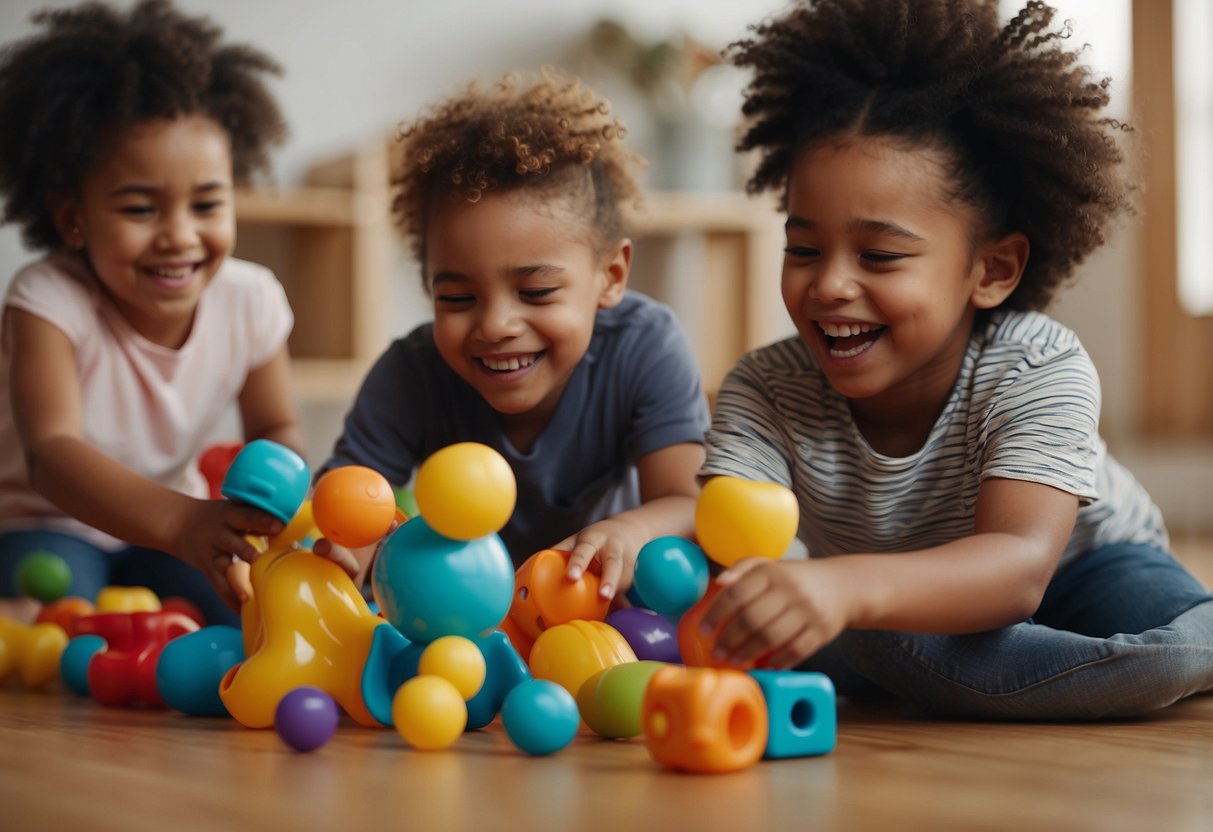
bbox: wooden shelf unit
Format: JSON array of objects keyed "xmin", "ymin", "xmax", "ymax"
[{"xmin": 235, "ymin": 145, "xmax": 785, "ymax": 403}]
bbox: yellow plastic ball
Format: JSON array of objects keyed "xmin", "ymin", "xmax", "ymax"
[
  {"xmin": 392, "ymin": 675, "xmax": 467, "ymax": 750},
  {"xmin": 413, "ymin": 443, "xmax": 516, "ymax": 540},
  {"xmin": 418, "ymin": 636, "xmax": 486, "ymax": 700},
  {"xmin": 694, "ymin": 476, "xmax": 799, "ymax": 568},
  {"xmin": 95, "ymin": 585, "xmax": 160, "ymax": 613}
]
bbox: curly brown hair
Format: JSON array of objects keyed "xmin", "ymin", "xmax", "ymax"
[
  {"xmin": 729, "ymin": 0, "xmax": 1134, "ymax": 311},
  {"xmin": 391, "ymin": 70, "xmax": 644, "ymax": 283},
  {"xmin": 0, "ymin": 0, "xmax": 286, "ymax": 251}
]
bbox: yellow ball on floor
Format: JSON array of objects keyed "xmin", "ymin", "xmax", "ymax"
[{"xmin": 392, "ymin": 675, "xmax": 467, "ymax": 750}]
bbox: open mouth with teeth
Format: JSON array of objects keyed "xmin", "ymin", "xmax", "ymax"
[
  {"xmin": 479, "ymin": 351, "xmax": 544, "ymax": 373},
  {"xmin": 144, "ymin": 264, "xmax": 202, "ymax": 287},
  {"xmin": 818, "ymin": 321, "xmax": 886, "ymax": 359}
]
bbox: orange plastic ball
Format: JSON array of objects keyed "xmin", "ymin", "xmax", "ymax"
[
  {"xmin": 312, "ymin": 466, "xmax": 397, "ymax": 549},
  {"xmin": 414, "ymin": 443, "xmax": 516, "ymax": 540}
]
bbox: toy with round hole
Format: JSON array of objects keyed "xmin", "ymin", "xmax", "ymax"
[
  {"xmin": 502, "ymin": 678, "xmax": 579, "ymax": 756},
  {"xmin": 412, "ymin": 442, "xmax": 516, "ymax": 540},
  {"xmin": 694, "ymin": 475, "xmax": 798, "ymax": 568},
  {"xmin": 642, "ymin": 665, "xmax": 769, "ymax": 774},
  {"xmin": 627, "ymin": 536, "xmax": 709, "ymax": 620},
  {"xmin": 508, "ymin": 548, "xmax": 610, "ymax": 643}
]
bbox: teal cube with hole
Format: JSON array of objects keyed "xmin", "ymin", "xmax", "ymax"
[{"xmin": 749, "ymin": 669, "xmax": 837, "ymax": 758}]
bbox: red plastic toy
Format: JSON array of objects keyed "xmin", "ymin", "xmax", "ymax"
[{"xmin": 75, "ymin": 611, "xmax": 199, "ymax": 707}]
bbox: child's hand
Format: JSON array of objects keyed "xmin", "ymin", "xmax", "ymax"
[
  {"xmin": 174, "ymin": 499, "xmax": 284, "ymax": 610},
  {"xmin": 311, "ymin": 537, "xmax": 367, "ymax": 583},
  {"xmin": 700, "ymin": 559, "xmax": 850, "ymax": 669},
  {"xmin": 556, "ymin": 515, "xmax": 650, "ymax": 601}
]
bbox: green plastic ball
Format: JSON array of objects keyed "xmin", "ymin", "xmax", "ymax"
[{"xmin": 15, "ymin": 550, "xmax": 72, "ymax": 602}]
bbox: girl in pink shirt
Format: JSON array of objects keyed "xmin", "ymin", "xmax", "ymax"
[{"xmin": 0, "ymin": 0, "xmax": 303, "ymax": 626}]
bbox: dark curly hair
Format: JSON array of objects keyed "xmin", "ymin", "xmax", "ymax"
[
  {"xmin": 391, "ymin": 70, "xmax": 644, "ymax": 284},
  {"xmin": 730, "ymin": 0, "xmax": 1135, "ymax": 311},
  {"xmin": 0, "ymin": 0, "xmax": 287, "ymax": 251}
]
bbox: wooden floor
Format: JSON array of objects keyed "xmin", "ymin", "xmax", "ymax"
[{"xmin": 3, "ymin": 539, "xmax": 1212, "ymax": 832}]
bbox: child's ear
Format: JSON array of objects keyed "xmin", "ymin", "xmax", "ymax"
[
  {"xmin": 50, "ymin": 197, "xmax": 85, "ymax": 250},
  {"xmin": 971, "ymin": 232, "xmax": 1029, "ymax": 310},
  {"xmin": 597, "ymin": 238, "xmax": 632, "ymax": 309}
]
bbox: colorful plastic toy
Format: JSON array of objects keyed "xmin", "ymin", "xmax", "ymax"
[
  {"xmin": 95, "ymin": 586, "xmax": 160, "ymax": 613},
  {"xmin": 497, "ymin": 613, "xmax": 534, "ymax": 662},
  {"xmin": 276, "ymin": 686, "xmax": 340, "ymax": 752},
  {"xmin": 605, "ymin": 607, "xmax": 681, "ymax": 663},
  {"xmin": 156, "ymin": 625, "xmax": 244, "ymax": 716},
  {"xmin": 75, "ymin": 611, "xmax": 199, "ymax": 707},
  {"xmin": 677, "ymin": 582, "xmax": 758, "ymax": 670},
  {"xmin": 311, "ymin": 465, "xmax": 399, "ymax": 549},
  {"xmin": 372, "ymin": 515, "xmax": 514, "ymax": 643},
  {"xmin": 502, "ymin": 679, "xmax": 579, "ymax": 756},
  {"xmin": 629, "ymin": 536, "xmax": 709, "ymax": 620},
  {"xmin": 0, "ymin": 616, "xmax": 70, "ymax": 689},
  {"xmin": 419, "ymin": 635, "xmax": 486, "ymax": 700},
  {"xmin": 199, "ymin": 441, "xmax": 243, "ymax": 499},
  {"xmin": 219, "ymin": 438, "xmax": 310, "ymax": 524},
  {"xmin": 576, "ymin": 660, "xmax": 668, "ymax": 740},
  {"xmin": 509, "ymin": 548, "xmax": 610, "ymax": 641},
  {"xmin": 159, "ymin": 597, "xmax": 205, "ymax": 628},
  {"xmin": 36, "ymin": 596, "xmax": 95, "ymax": 634},
  {"xmin": 528, "ymin": 619, "xmax": 637, "ymax": 698},
  {"xmin": 393, "ymin": 675, "xmax": 467, "ymax": 750},
  {"xmin": 413, "ymin": 442, "xmax": 516, "ymax": 540},
  {"xmin": 749, "ymin": 670, "xmax": 837, "ymax": 758},
  {"xmin": 59, "ymin": 634, "xmax": 106, "ymax": 696},
  {"xmin": 694, "ymin": 476, "xmax": 799, "ymax": 567},
  {"xmin": 220, "ymin": 546, "xmax": 386, "ymax": 728},
  {"xmin": 14, "ymin": 550, "xmax": 72, "ymax": 603},
  {"xmin": 642, "ymin": 666, "xmax": 769, "ymax": 774}
]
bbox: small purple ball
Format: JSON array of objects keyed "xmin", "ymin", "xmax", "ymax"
[
  {"xmin": 605, "ymin": 607, "xmax": 681, "ymax": 663},
  {"xmin": 275, "ymin": 686, "xmax": 339, "ymax": 752}
]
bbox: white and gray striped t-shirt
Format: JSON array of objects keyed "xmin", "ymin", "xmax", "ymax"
[{"xmin": 702, "ymin": 310, "xmax": 1167, "ymax": 568}]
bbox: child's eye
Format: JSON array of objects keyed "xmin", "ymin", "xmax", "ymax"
[
  {"xmin": 519, "ymin": 288, "xmax": 556, "ymax": 301},
  {"xmin": 435, "ymin": 294, "xmax": 475, "ymax": 305},
  {"xmin": 860, "ymin": 251, "xmax": 905, "ymax": 264},
  {"xmin": 118, "ymin": 205, "xmax": 154, "ymax": 217},
  {"xmin": 783, "ymin": 245, "xmax": 820, "ymax": 258},
  {"xmin": 193, "ymin": 200, "xmax": 225, "ymax": 213}
]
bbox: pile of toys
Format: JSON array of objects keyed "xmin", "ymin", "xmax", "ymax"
[{"xmin": 1, "ymin": 440, "xmax": 835, "ymax": 774}]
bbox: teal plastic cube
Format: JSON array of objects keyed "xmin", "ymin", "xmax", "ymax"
[{"xmin": 749, "ymin": 669, "xmax": 837, "ymax": 758}]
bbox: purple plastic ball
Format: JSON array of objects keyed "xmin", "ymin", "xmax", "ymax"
[
  {"xmin": 605, "ymin": 607, "xmax": 681, "ymax": 663},
  {"xmin": 275, "ymin": 686, "xmax": 339, "ymax": 752}
]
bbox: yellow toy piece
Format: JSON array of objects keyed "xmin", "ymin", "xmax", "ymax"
[
  {"xmin": 95, "ymin": 586, "xmax": 161, "ymax": 613},
  {"xmin": 528, "ymin": 619, "xmax": 637, "ymax": 699},
  {"xmin": 392, "ymin": 675, "xmax": 467, "ymax": 750},
  {"xmin": 418, "ymin": 636, "xmax": 486, "ymax": 700},
  {"xmin": 0, "ymin": 617, "xmax": 69, "ymax": 689},
  {"xmin": 694, "ymin": 476, "xmax": 799, "ymax": 568},
  {"xmin": 414, "ymin": 442, "xmax": 516, "ymax": 541},
  {"xmin": 219, "ymin": 546, "xmax": 385, "ymax": 728}
]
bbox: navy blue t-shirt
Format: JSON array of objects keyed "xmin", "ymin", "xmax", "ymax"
[{"xmin": 322, "ymin": 291, "xmax": 710, "ymax": 566}]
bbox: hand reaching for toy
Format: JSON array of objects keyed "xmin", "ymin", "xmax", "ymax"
[
  {"xmin": 554, "ymin": 514, "xmax": 652, "ymax": 601},
  {"xmin": 700, "ymin": 559, "xmax": 853, "ymax": 669},
  {"xmin": 172, "ymin": 498, "xmax": 284, "ymax": 610},
  {"xmin": 311, "ymin": 537, "xmax": 370, "ymax": 584}
]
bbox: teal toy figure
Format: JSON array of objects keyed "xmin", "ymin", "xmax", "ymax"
[{"xmin": 219, "ymin": 439, "xmax": 310, "ymax": 524}]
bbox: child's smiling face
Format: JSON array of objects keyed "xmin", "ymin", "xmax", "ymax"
[
  {"xmin": 57, "ymin": 115, "xmax": 236, "ymax": 348},
  {"xmin": 425, "ymin": 189, "xmax": 628, "ymax": 449},
  {"xmin": 781, "ymin": 136, "xmax": 1020, "ymax": 435}
]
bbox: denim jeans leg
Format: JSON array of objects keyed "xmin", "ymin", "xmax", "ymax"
[
  {"xmin": 837, "ymin": 544, "xmax": 1213, "ymax": 719},
  {"xmin": 110, "ymin": 546, "xmax": 240, "ymax": 628}
]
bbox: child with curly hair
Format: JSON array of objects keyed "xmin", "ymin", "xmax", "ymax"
[
  {"xmin": 0, "ymin": 0, "xmax": 302, "ymax": 626},
  {"xmin": 696, "ymin": 0, "xmax": 1213, "ymax": 718},
  {"xmin": 319, "ymin": 71, "xmax": 709, "ymax": 599}
]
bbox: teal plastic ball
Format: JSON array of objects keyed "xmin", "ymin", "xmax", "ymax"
[{"xmin": 501, "ymin": 679, "xmax": 579, "ymax": 756}]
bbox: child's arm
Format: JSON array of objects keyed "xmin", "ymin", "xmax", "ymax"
[
  {"xmin": 235, "ymin": 344, "xmax": 304, "ymax": 452},
  {"xmin": 558, "ymin": 441, "xmax": 706, "ymax": 600},
  {"xmin": 9, "ymin": 310, "xmax": 287, "ymax": 607},
  {"xmin": 701, "ymin": 476, "xmax": 1078, "ymax": 669}
]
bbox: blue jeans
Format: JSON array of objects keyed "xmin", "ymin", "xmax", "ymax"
[
  {"xmin": 802, "ymin": 543, "xmax": 1213, "ymax": 719},
  {"xmin": 0, "ymin": 529, "xmax": 239, "ymax": 627}
]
